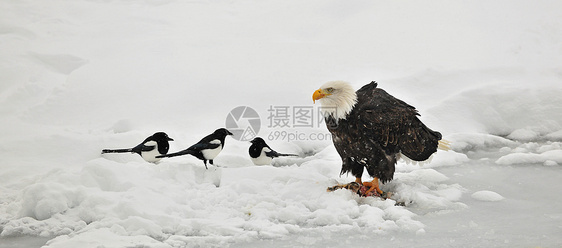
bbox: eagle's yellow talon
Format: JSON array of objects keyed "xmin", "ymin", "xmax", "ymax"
[{"xmin": 362, "ymin": 178, "xmax": 383, "ymax": 195}]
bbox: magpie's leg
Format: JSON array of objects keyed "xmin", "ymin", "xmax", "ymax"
[
  {"xmin": 203, "ymin": 160, "xmax": 208, "ymax": 169},
  {"xmin": 209, "ymin": 159, "xmax": 220, "ymax": 168}
]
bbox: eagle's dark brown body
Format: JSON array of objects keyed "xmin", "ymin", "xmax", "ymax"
[{"xmin": 325, "ymin": 82, "xmax": 442, "ymax": 183}]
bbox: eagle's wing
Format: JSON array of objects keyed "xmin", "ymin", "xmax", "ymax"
[{"xmin": 354, "ymin": 82, "xmax": 440, "ymax": 161}]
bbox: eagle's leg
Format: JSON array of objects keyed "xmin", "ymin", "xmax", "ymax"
[
  {"xmin": 362, "ymin": 178, "xmax": 383, "ymax": 195},
  {"xmin": 355, "ymin": 177, "xmax": 362, "ymax": 184}
]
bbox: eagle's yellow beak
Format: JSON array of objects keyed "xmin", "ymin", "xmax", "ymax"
[{"xmin": 313, "ymin": 88, "xmax": 328, "ymax": 103}]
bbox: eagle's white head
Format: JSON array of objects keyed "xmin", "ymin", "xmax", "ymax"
[{"xmin": 312, "ymin": 80, "xmax": 357, "ymax": 120}]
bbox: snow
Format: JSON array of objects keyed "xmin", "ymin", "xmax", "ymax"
[
  {"xmin": 471, "ymin": 191, "xmax": 504, "ymax": 202},
  {"xmin": 1, "ymin": 0, "xmax": 562, "ymax": 247},
  {"xmin": 496, "ymin": 142, "xmax": 562, "ymax": 165}
]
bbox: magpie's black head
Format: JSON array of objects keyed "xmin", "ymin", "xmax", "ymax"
[
  {"xmin": 152, "ymin": 132, "xmax": 174, "ymax": 142},
  {"xmin": 214, "ymin": 128, "xmax": 233, "ymax": 137},
  {"xmin": 250, "ymin": 137, "xmax": 266, "ymax": 145}
]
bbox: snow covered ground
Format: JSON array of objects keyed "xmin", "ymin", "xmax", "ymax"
[{"xmin": 1, "ymin": 0, "xmax": 562, "ymax": 247}]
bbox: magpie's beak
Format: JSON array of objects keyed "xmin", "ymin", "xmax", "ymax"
[
  {"xmin": 227, "ymin": 130, "xmax": 233, "ymax": 136},
  {"xmin": 313, "ymin": 88, "xmax": 328, "ymax": 103},
  {"xmin": 167, "ymin": 137, "xmax": 174, "ymax": 141}
]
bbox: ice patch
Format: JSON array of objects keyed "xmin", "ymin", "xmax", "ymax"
[
  {"xmin": 507, "ymin": 128, "xmax": 540, "ymax": 141},
  {"xmin": 543, "ymin": 160, "xmax": 558, "ymax": 166},
  {"xmin": 471, "ymin": 191, "xmax": 504, "ymax": 202},
  {"xmin": 387, "ymin": 169, "xmax": 467, "ymax": 212},
  {"xmin": 496, "ymin": 150, "xmax": 562, "ymax": 165},
  {"xmin": 495, "ymin": 142, "xmax": 562, "ymax": 165},
  {"xmin": 397, "ymin": 150, "xmax": 469, "ymax": 172},
  {"xmin": 446, "ymin": 133, "xmax": 516, "ymax": 152},
  {"xmin": 43, "ymin": 228, "xmax": 168, "ymax": 248},
  {"xmin": 545, "ymin": 130, "xmax": 562, "ymax": 141}
]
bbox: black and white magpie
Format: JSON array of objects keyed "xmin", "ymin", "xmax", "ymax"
[
  {"xmin": 156, "ymin": 128, "xmax": 233, "ymax": 169},
  {"xmin": 101, "ymin": 132, "xmax": 174, "ymax": 163},
  {"xmin": 249, "ymin": 137, "xmax": 298, "ymax": 165}
]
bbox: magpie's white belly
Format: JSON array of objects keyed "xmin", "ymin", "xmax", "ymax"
[
  {"xmin": 202, "ymin": 139, "xmax": 222, "ymax": 160},
  {"xmin": 251, "ymin": 148, "xmax": 273, "ymax": 165},
  {"xmin": 141, "ymin": 141, "xmax": 161, "ymax": 163}
]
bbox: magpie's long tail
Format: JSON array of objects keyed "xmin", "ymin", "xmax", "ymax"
[
  {"xmin": 156, "ymin": 149, "xmax": 195, "ymax": 158},
  {"xmin": 102, "ymin": 148, "xmax": 133, "ymax": 154},
  {"xmin": 275, "ymin": 153, "xmax": 299, "ymax": 157}
]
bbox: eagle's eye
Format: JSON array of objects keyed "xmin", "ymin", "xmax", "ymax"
[{"xmin": 326, "ymin": 87, "xmax": 335, "ymax": 93}]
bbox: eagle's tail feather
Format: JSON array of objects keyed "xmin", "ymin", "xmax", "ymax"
[{"xmin": 438, "ymin": 139, "xmax": 451, "ymax": 151}]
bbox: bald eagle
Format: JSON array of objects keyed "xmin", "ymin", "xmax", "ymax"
[{"xmin": 313, "ymin": 81, "xmax": 448, "ymax": 195}]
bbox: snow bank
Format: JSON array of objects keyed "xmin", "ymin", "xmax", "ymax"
[
  {"xmin": 396, "ymin": 150, "xmax": 469, "ymax": 173},
  {"xmin": 388, "ymin": 169, "xmax": 466, "ymax": 212},
  {"xmin": 1, "ymin": 146, "xmax": 467, "ymax": 247},
  {"xmin": 427, "ymin": 83, "xmax": 562, "ymax": 137},
  {"xmin": 471, "ymin": 191, "xmax": 504, "ymax": 202},
  {"xmin": 496, "ymin": 142, "xmax": 562, "ymax": 166},
  {"xmin": 445, "ymin": 133, "xmax": 516, "ymax": 152},
  {"xmin": 44, "ymin": 229, "xmax": 169, "ymax": 248}
]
